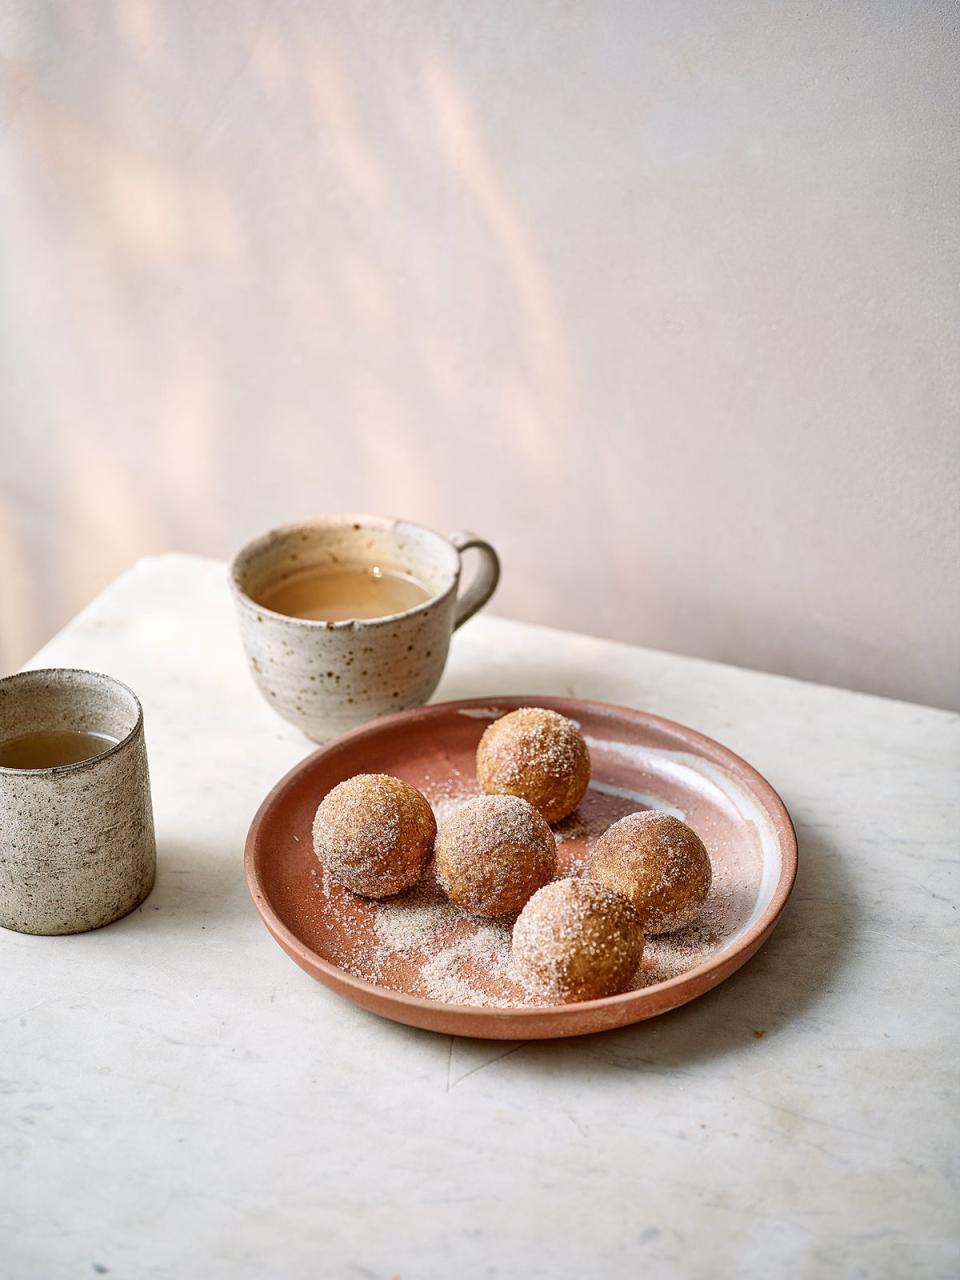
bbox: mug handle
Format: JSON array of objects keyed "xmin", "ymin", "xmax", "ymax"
[{"xmin": 448, "ymin": 530, "xmax": 501, "ymax": 630}]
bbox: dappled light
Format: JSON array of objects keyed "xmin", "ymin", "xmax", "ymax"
[{"xmin": 0, "ymin": 3, "xmax": 956, "ymax": 710}]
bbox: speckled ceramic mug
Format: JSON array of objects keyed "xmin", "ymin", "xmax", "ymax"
[
  {"xmin": 231, "ymin": 515, "xmax": 500, "ymax": 741},
  {"xmin": 0, "ymin": 668, "xmax": 156, "ymax": 935}
]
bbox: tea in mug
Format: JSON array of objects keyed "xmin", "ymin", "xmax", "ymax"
[
  {"xmin": 258, "ymin": 565, "xmax": 432, "ymax": 623},
  {"xmin": 0, "ymin": 729, "xmax": 119, "ymax": 770}
]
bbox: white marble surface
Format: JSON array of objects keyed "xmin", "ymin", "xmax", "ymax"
[{"xmin": 2, "ymin": 554, "xmax": 957, "ymax": 1279}]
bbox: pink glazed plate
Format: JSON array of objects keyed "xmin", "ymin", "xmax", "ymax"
[{"xmin": 245, "ymin": 696, "xmax": 797, "ymax": 1039}]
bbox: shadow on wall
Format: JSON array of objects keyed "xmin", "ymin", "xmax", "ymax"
[
  {"xmin": 0, "ymin": 2, "xmax": 580, "ymax": 671},
  {"xmin": 2, "ymin": 2, "xmax": 957, "ymax": 708}
]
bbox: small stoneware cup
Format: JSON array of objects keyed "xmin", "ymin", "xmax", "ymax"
[
  {"xmin": 0, "ymin": 668, "xmax": 157, "ymax": 935},
  {"xmin": 231, "ymin": 515, "xmax": 500, "ymax": 741}
]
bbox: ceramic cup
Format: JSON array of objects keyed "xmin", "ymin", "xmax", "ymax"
[
  {"xmin": 231, "ymin": 515, "xmax": 501, "ymax": 741},
  {"xmin": 0, "ymin": 668, "xmax": 156, "ymax": 935}
]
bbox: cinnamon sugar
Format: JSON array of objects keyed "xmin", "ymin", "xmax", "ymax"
[
  {"xmin": 309, "ymin": 771, "xmax": 754, "ymax": 1009},
  {"xmin": 434, "ymin": 794, "xmax": 557, "ymax": 917},
  {"xmin": 513, "ymin": 878, "xmax": 643, "ymax": 1001},
  {"xmin": 591, "ymin": 811, "xmax": 712, "ymax": 934},
  {"xmin": 476, "ymin": 707, "xmax": 591, "ymax": 823},
  {"xmin": 312, "ymin": 773, "xmax": 435, "ymax": 898}
]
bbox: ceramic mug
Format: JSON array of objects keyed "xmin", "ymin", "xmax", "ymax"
[
  {"xmin": 230, "ymin": 515, "xmax": 500, "ymax": 741},
  {"xmin": 0, "ymin": 668, "xmax": 156, "ymax": 935}
]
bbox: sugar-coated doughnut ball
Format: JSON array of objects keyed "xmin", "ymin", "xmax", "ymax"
[
  {"xmin": 589, "ymin": 810, "xmax": 711, "ymax": 934},
  {"xmin": 476, "ymin": 707, "xmax": 590, "ymax": 823},
  {"xmin": 312, "ymin": 773, "xmax": 436, "ymax": 898},
  {"xmin": 434, "ymin": 794, "xmax": 557, "ymax": 918},
  {"xmin": 512, "ymin": 878, "xmax": 643, "ymax": 1003}
]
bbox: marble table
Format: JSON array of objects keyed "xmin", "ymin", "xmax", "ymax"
[{"xmin": 2, "ymin": 554, "xmax": 957, "ymax": 1279}]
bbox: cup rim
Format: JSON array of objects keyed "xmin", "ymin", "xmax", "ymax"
[
  {"xmin": 229, "ymin": 514, "xmax": 461, "ymax": 629},
  {"xmin": 0, "ymin": 668, "xmax": 144, "ymax": 777}
]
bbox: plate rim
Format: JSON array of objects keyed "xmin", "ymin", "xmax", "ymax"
[{"xmin": 244, "ymin": 695, "xmax": 798, "ymax": 1035}]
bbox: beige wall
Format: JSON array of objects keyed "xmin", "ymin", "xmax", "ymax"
[{"xmin": 1, "ymin": 1, "xmax": 958, "ymax": 709}]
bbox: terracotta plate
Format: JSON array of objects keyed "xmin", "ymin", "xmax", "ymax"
[{"xmin": 245, "ymin": 696, "xmax": 797, "ymax": 1039}]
